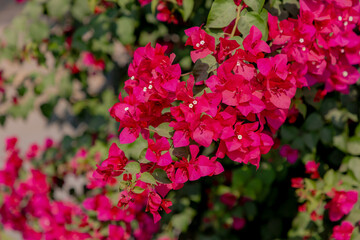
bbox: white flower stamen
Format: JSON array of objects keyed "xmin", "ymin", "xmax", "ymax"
[
  {"xmin": 148, "ymin": 85, "xmax": 153, "ymax": 89},
  {"xmin": 131, "ymin": 76, "xmax": 135, "ymax": 80},
  {"xmin": 193, "ymin": 100, "xmax": 197, "ymax": 105},
  {"xmin": 342, "ymin": 71, "xmax": 348, "ymax": 77},
  {"xmin": 236, "ymin": 61, "xmax": 241, "ymax": 66},
  {"xmin": 143, "ymin": 87, "xmax": 147, "ymax": 92},
  {"xmin": 338, "ymin": 16, "xmax": 342, "ymax": 21},
  {"xmin": 349, "ymin": 16, "xmax": 353, "ymax": 22},
  {"xmin": 200, "ymin": 40, "xmax": 205, "ymax": 45},
  {"xmin": 344, "ymin": 21, "xmax": 348, "ymax": 26},
  {"xmin": 189, "ymin": 103, "xmax": 194, "ymax": 108},
  {"xmin": 124, "ymin": 107, "xmax": 129, "ymax": 111},
  {"xmin": 299, "ymin": 38, "xmax": 304, "ymax": 43},
  {"xmin": 196, "ymin": 43, "xmax": 200, "ymax": 48},
  {"xmin": 302, "ymin": 47, "xmax": 306, "ymax": 51},
  {"xmin": 237, "ymin": 135, "xmax": 243, "ymax": 140}
]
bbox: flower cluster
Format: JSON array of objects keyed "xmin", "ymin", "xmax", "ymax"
[
  {"xmin": 0, "ymin": 137, "xmax": 160, "ymax": 240},
  {"xmin": 268, "ymin": 0, "xmax": 360, "ymax": 95},
  {"xmin": 100, "ymin": 0, "xmax": 360, "ymax": 223},
  {"xmin": 292, "ymin": 161, "xmax": 358, "ymax": 240}
]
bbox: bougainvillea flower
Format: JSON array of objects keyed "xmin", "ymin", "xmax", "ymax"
[
  {"xmin": 305, "ymin": 161, "xmax": 320, "ymax": 179},
  {"xmin": 242, "ymin": 25, "xmax": 270, "ymax": 57},
  {"xmin": 332, "ymin": 221, "xmax": 354, "ymax": 240},
  {"xmin": 185, "ymin": 26, "xmax": 216, "ymax": 62},
  {"xmin": 279, "ymin": 145, "xmax": 299, "ymax": 164},
  {"xmin": 325, "ymin": 190, "xmax": 358, "ymax": 222},
  {"xmin": 146, "ymin": 137, "xmax": 172, "ymax": 166}
]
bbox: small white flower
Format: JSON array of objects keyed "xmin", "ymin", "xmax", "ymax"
[
  {"xmin": 131, "ymin": 76, "xmax": 135, "ymax": 80},
  {"xmin": 342, "ymin": 71, "xmax": 348, "ymax": 77},
  {"xmin": 189, "ymin": 103, "xmax": 194, "ymax": 108},
  {"xmin": 302, "ymin": 47, "xmax": 306, "ymax": 51},
  {"xmin": 200, "ymin": 40, "xmax": 205, "ymax": 45},
  {"xmin": 349, "ymin": 16, "xmax": 353, "ymax": 22},
  {"xmin": 280, "ymin": 30, "xmax": 283, "ymax": 33},
  {"xmin": 338, "ymin": 16, "xmax": 342, "ymax": 21},
  {"xmin": 344, "ymin": 21, "xmax": 348, "ymax": 26},
  {"xmin": 196, "ymin": 43, "xmax": 200, "ymax": 48},
  {"xmin": 148, "ymin": 85, "xmax": 153, "ymax": 89},
  {"xmin": 149, "ymin": 80, "xmax": 153, "ymax": 84},
  {"xmin": 193, "ymin": 100, "xmax": 197, "ymax": 105},
  {"xmin": 143, "ymin": 87, "xmax": 147, "ymax": 92},
  {"xmin": 341, "ymin": 49, "xmax": 345, "ymax": 53},
  {"xmin": 124, "ymin": 107, "xmax": 129, "ymax": 111},
  {"xmin": 237, "ymin": 135, "xmax": 243, "ymax": 140},
  {"xmin": 312, "ymin": 61, "xmax": 316, "ymax": 65},
  {"xmin": 299, "ymin": 38, "xmax": 304, "ymax": 43},
  {"xmin": 236, "ymin": 62, "xmax": 241, "ymax": 66}
]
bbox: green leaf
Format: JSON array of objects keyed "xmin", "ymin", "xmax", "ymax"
[
  {"xmin": 243, "ymin": 0, "xmax": 265, "ymax": 12},
  {"xmin": 348, "ymin": 157, "xmax": 360, "ymax": 181},
  {"xmin": 133, "ymin": 186, "xmax": 145, "ymax": 194},
  {"xmin": 47, "ymin": 0, "xmax": 71, "ymax": 18},
  {"xmin": 116, "ymin": 17, "xmax": 136, "ymax": 45},
  {"xmin": 155, "ymin": 122, "xmax": 173, "ymax": 138},
  {"xmin": 151, "ymin": 0, "xmax": 160, "ymax": 14},
  {"xmin": 347, "ymin": 137, "xmax": 360, "ymax": 155},
  {"xmin": 72, "ymin": 0, "xmax": 92, "ymax": 21},
  {"xmin": 140, "ymin": 172, "xmax": 157, "ymax": 185},
  {"xmin": 124, "ymin": 162, "xmax": 141, "ymax": 174},
  {"xmin": 182, "ymin": 0, "xmax": 194, "ymax": 21},
  {"xmin": 238, "ymin": 9, "xmax": 268, "ymax": 41},
  {"xmin": 303, "ymin": 113, "xmax": 323, "ymax": 132},
  {"xmin": 207, "ymin": 0, "xmax": 237, "ymax": 28},
  {"xmin": 152, "ymin": 168, "xmax": 172, "ymax": 184}
]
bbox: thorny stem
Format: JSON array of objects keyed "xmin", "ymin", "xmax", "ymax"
[{"xmin": 230, "ymin": 5, "xmax": 242, "ymax": 38}]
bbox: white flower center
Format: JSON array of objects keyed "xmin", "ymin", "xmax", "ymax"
[
  {"xmin": 349, "ymin": 16, "xmax": 353, "ymax": 22},
  {"xmin": 200, "ymin": 40, "xmax": 205, "ymax": 45},
  {"xmin": 124, "ymin": 107, "xmax": 129, "ymax": 111},
  {"xmin": 193, "ymin": 100, "xmax": 197, "ymax": 105},
  {"xmin": 338, "ymin": 16, "xmax": 342, "ymax": 21},
  {"xmin": 196, "ymin": 43, "xmax": 200, "ymax": 48},
  {"xmin": 299, "ymin": 38, "xmax": 304, "ymax": 43},
  {"xmin": 237, "ymin": 135, "xmax": 243, "ymax": 140},
  {"xmin": 148, "ymin": 85, "xmax": 153, "ymax": 89},
  {"xmin": 189, "ymin": 103, "xmax": 194, "ymax": 108},
  {"xmin": 342, "ymin": 71, "xmax": 348, "ymax": 77}
]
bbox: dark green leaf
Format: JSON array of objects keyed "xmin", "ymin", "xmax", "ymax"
[
  {"xmin": 152, "ymin": 168, "xmax": 172, "ymax": 184},
  {"xmin": 303, "ymin": 113, "xmax": 323, "ymax": 132}
]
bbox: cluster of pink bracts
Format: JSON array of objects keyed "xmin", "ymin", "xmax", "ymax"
[{"xmin": 95, "ymin": 0, "xmax": 360, "ymax": 225}]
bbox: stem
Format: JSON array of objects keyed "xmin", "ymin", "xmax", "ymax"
[
  {"xmin": 230, "ymin": 5, "xmax": 242, "ymax": 38},
  {"xmin": 181, "ymin": 71, "xmax": 193, "ymax": 77},
  {"xmin": 144, "ymin": 127, "xmax": 158, "ymax": 134}
]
